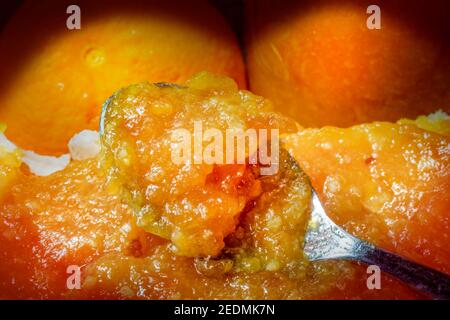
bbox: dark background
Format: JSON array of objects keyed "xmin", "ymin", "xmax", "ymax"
[{"xmin": 0, "ymin": 0, "xmax": 245, "ymax": 41}]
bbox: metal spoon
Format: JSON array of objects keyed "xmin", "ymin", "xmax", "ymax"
[
  {"xmin": 304, "ymin": 188, "xmax": 450, "ymax": 299},
  {"xmin": 99, "ymin": 82, "xmax": 186, "ymax": 136},
  {"xmin": 99, "ymin": 86, "xmax": 450, "ymax": 299}
]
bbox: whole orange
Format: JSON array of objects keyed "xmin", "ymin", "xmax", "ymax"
[
  {"xmin": 0, "ymin": 0, "xmax": 245, "ymax": 155},
  {"xmin": 246, "ymin": 0, "xmax": 450, "ymax": 127}
]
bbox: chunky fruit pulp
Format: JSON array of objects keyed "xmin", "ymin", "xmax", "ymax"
[
  {"xmin": 101, "ymin": 72, "xmax": 299, "ymax": 257},
  {"xmin": 0, "ymin": 158, "xmax": 139, "ymax": 299},
  {"xmin": 0, "ymin": 157, "xmax": 417, "ymax": 299},
  {"xmin": 0, "ymin": 73, "xmax": 447, "ymax": 299}
]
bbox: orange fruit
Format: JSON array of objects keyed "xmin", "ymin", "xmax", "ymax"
[
  {"xmin": 0, "ymin": 0, "xmax": 245, "ymax": 155},
  {"xmin": 246, "ymin": 0, "xmax": 450, "ymax": 127}
]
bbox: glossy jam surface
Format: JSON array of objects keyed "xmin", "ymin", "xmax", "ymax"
[
  {"xmin": 285, "ymin": 116, "xmax": 450, "ymax": 275},
  {"xmin": 0, "ymin": 158, "xmax": 143, "ymax": 298},
  {"xmin": 0, "ymin": 74, "xmax": 447, "ymax": 299},
  {"xmin": 79, "ymin": 149, "xmax": 353, "ymax": 300}
]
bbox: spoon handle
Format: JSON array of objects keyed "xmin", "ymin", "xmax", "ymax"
[
  {"xmin": 355, "ymin": 241, "xmax": 450, "ymax": 300},
  {"xmin": 304, "ymin": 189, "xmax": 450, "ymax": 299}
]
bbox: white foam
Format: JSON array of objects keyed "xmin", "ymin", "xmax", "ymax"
[
  {"xmin": 0, "ymin": 132, "xmax": 17, "ymax": 152},
  {"xmin": 22, "ymin": 151, "xmax": 70, "ymax": 176},
  {"xmin": 428, "ymin": 109, "xmax": 450, "ymax": 121},
  {"xmin": 1, "ymin": 129, "xmax": 102, "ymax": 176},
  {"xmin": 68, "ymin": 129, "xmax": 101, "ymax": 161}
]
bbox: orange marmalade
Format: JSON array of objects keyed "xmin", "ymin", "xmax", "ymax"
[{"xmin": 0, "ymin": 73, "xmax": 448, "ymax": 299}]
